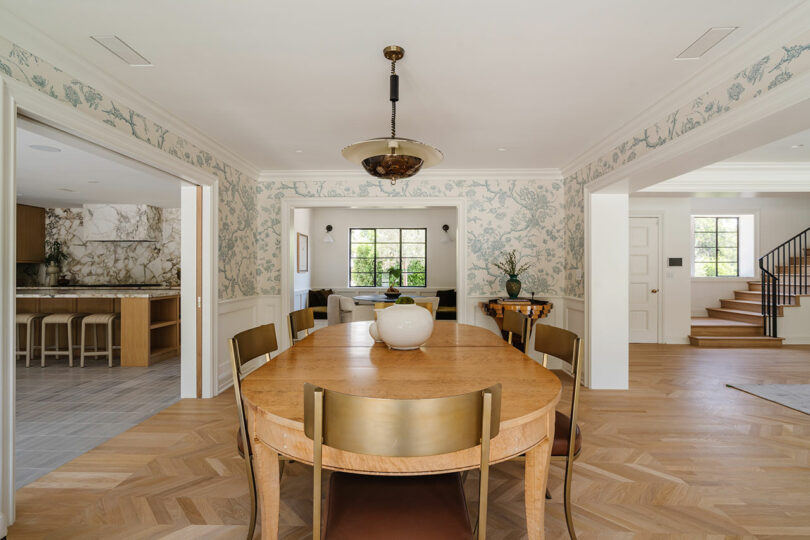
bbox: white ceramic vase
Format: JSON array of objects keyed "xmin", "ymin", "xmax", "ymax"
[{"xmin": 375, "ymin": 304, "xmax": 434, "ymax": 350}]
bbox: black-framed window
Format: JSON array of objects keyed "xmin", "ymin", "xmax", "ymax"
[
  {"xmin": 349, "ymin": 228, "xmax": 426, "ymax": 287},
  {"xmin": 693, "ymin": 217, "xmax": 739, "ymax": 277}
]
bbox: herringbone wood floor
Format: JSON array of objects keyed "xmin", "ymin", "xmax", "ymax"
[{"xmin": 10, "ymin": 344, "xmax": 810, "ymax": 539}]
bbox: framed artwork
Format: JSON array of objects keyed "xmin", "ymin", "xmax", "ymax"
[{"xmin": 297, "ymin": 233, "xmax": 308, "ymax": 273}]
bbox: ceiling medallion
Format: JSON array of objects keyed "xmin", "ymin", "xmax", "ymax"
[{"xmin": 342, "ymin": 45, "xmax": 443, "ymax": 185}]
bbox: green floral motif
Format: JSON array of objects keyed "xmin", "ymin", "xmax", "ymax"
[
  {"xmin": 31, "ymin": 74, "xmax": 46, "ymax": 88},
  {"xmin": 768, "ymin": 71, "xmax": 792, "ymax": 90},
  {"xmin": 727, "ymin": 83, "xmax": 744, "ymax": 101},
  {"xmin": 63, "ymin": 84, "xmax": 81, "ymax": 107}
]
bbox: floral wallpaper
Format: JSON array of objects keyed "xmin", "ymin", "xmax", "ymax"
[
  {"xmin": 3, "ymin": 27, "xmax": 810, "ymax": 302},
  {"xmin": 563, "ymin": 30, "xmax": 810, "ymax": 298},
  {"xmin": 256, "ymin": 178, "xmax": 565, "ymax": 297},
  {"xmin": 0, "ymin": 37, "xmax": 256, "ymax": 299}
]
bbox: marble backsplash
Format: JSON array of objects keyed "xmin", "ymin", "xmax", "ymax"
[
  {"xmin": 32, "ymin": 207, "xmax": 181, "ymax": 286},
  {"xmin": 83, "ymin": 204, "xmax": 162, "ymax": 242}
]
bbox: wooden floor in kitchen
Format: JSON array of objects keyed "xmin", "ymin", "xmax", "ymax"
[{"xmin": 10, "ymin": 344, "xmax": 810, "ymax": 539}]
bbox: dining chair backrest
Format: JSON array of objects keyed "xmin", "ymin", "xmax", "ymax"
[
  {"xmin": 304, "ymin": 383, "xmax": 502, "ymax": 540},
  {"xmin": 228, "ymin": 323, "xmax": 279, "ymax": 537},
  {"xmin": 534, "ymin": 323, "xmax": 583, "ymax": 462},
  {"xmin": 373, "ymin": 301, "xmax": 434, "ymax": 319},
  {"xmin": 502, "ymin": 310, "xmax": 530, "ymax": 353},
  {"xmin": 288, "ymin": 308, "xmax": 315, "ymax": 344}
]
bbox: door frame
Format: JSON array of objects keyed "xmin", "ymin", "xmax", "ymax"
[
  {"xmin": 0, "ymin": 78, "xmax": 219, "ymax": 529},
  {"xmin": 628, "ymin": 213, "xmax": 664, "ymax": 344},
  {"xmin": 279, "ymin": 196, "xmax": 467, "ymax": 350}
]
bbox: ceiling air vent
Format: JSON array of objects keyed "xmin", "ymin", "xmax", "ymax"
[
  {"xmin": 676, "ymin": 27, "xmax": 738, "ymax": 60},
  {"xmin": 91, "ymin": 35, "xmax": 152, "ymax": 67}
]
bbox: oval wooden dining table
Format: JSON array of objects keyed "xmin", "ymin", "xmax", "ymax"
[{"xmin": 241, "ymin": 320, "xmax": 562, "ymax": 539}]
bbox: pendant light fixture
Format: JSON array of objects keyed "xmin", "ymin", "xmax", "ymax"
[{"xmin": 342, "ymin": 45, "xmax": 442, "ymax": 185}]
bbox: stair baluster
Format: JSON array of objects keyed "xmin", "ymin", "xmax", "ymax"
[{"xmin": 759, "ymin": 227, "xmax": 809, "ymax": 337}]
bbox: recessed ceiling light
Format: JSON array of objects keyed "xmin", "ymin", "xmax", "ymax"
[
  {"xmin": 91, "ymin": 35, "xmax": 153, "ymax": 67},
  {"xmin": 57, "ymin": 188, "xmax": 76, "ymax": 192},
  {"xmin": 790, "ymin": 144, "xmax": 804, "ymax": 149},
  {"xmin": 675, "ymin": 27, "xmax": 738, "ymax": 60},
  {"xmin": 497, "ymin": 148, "xmax": 507, "ymax": 152},
  {"xmin": 29, "ymin": 144, "xmax": 61, "ymax": 152},
  {"xmin": 295, "ymin": 149, "xmax": 304, "ymax": 153}
]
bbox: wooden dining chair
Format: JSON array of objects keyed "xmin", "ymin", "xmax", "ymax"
[
  {"xmin": 535, "ymin": 323, "xmax": 583, "ymax": 540},
  {"xmin": 229, "ymin": 323, "xmax": 280, "ymax": 540},
  {"xmin": 304, "ymin": 383, "xmax": 502, "ymax": 540},
  {"xmin": 289, "ymin": 307, "xmax": 315, "ymax": 344},
  {"xmin": 502, "ymin": 309, "xmax": 531, "ymax": 353}
]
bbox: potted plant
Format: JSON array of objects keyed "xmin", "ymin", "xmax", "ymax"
[
  {"xmin": 44, "ymin": 241, "xmax": 68, "ymax": 287},
  {"xmin": 492, "ymin": 249, "xmax": 530, "ymax": 299},
  {"xmin": 385, "ymin": 267, "xmax": 402, "ymax": 298}
]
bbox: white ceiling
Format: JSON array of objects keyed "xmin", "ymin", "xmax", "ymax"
[
  {"xmin": 0, "ymin": 0, "xmax": 803, "ymax": 171},
  {"xmin": 721, "ymin": 127, "xmax": 810, "ymax": 162},
  {"xmin": 16, "ymin": 118, "xmax": 182, "ymax": 208}
]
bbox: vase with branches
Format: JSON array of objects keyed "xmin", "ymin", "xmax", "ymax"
[{"xmin": 492, "ymin": 249, "xmax": 530, "ymax": 298}]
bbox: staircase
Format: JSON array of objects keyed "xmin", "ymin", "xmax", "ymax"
[{"xmin": 689, "ymin": 235, "xmax": 809, "ymax": 348}]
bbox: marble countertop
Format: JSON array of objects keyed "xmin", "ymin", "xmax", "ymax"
[{"xmin": 16, "ymin": 287, "xmax": 180, "ymax": 299}]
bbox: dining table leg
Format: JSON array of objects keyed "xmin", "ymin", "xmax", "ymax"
[
  {"xmin": 525, "ymin": 414, "xmax": 555, "ymax": 540},
  {"xmin": 253, "ymin": 440, "xmax": 280, "ymax": 539}
]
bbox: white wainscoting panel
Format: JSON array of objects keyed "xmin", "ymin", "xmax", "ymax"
[
  {"xmin": 217, "ymin": 295, "xmax": 282, "ymax": 394},
  {"xmin": 293, "ymin": 289, "xmax": 308, "ymax": 311}
]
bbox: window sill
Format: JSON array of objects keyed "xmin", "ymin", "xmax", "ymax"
[{"xmin": 691, "ymin": 276, "xmax": 755, "ymax": 282}]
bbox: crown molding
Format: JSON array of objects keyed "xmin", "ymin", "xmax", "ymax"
[
  {"xmin": 0, "ymin": 8, "xmax": 260, "ymax": 179},
  {"xmin": 561, "ymin": 0, "xmax": 810, "ymax": 178},
  {"xmin": 259, "ymin": 168, "xmax": 563, "ymax": 182},
  {"xmin": 641, "ymin": 162, "xmax": 810, "ymax": 192}
]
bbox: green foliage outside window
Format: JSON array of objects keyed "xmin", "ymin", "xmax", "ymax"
[
  {"xmin": 693, "ymin": 217, "xmax": 739, "ymax": 277},
  {"xmin": 350, "ymin": 228, "xmax": 427, "ymax": 287}
]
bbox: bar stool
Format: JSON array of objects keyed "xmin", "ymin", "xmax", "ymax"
[
  {"xmin": 41, "ymin": 313, "xmax": 84, "ymax": 367},
  {"xmin": 80, "ymin": 313, "xmax": 120, "ymax": 367},
  {"xmin": 16, "ymin": 313, "xmax": 44, "ymax": 367}
]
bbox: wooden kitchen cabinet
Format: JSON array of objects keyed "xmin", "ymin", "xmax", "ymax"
[{"xmin": 16, "ymin": 204, "xmax": 46, "ymax": 263}]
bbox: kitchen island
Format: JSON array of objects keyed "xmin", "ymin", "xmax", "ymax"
[{"xmin": 16, "ymin": 287, "xmax": 180, "ymax": 367}]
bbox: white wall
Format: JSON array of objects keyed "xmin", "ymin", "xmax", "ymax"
[
  {"xmin": 631, "ymin": 194, "xmax": 810, "ymax": 332},
  {"xmin": 292, "ymin": 208, "xmax": 311, "ymax": 309},
  {"xmin": 309, "ymin": 207, "xmax": 457, "ymax": 289},
  {"xmin": 629, "ymin": 197, "xmax": 692, "ymax": 343},
  {"xmin": 588, "ymin": 193, "xmax": 629, "ymax": 390}
]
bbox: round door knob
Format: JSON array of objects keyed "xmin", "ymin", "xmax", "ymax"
[{"xmin": 651, "ymin": 289, "xmax": 659, "ymax": 293}]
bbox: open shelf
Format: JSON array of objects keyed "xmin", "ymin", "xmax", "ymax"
[{"xmin": 150, "ymin": 320, "xmax": 178, "ymax": 330}]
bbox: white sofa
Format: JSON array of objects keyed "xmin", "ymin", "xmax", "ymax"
[{"xmin": 327, "ymin": 295, "xmax": 358, "ymax": 325}]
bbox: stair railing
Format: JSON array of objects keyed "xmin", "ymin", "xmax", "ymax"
[{"xmin": 759, "ymin": 227, "xmax": 809, "ymax": 337}]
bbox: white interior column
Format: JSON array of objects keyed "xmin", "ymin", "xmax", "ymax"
[
  {"xmin": 0, "ymin": 80, "xmax": 16, "ymax": 534},
  {"xmin": 180, "ymin": 184, "xmax": 197, "ymax": 398},
  {"xmin": 586, "ymin": 191, "xmax": 629, "ymax": 389}
]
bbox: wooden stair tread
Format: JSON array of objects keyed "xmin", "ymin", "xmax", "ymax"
[
  {"xmin": 688, "ymin": 334, "xmax": 784, "ymax": 348},
  {"xmin": 690, "ymin": 317, "xmax": 759, "ymax": 327},
  {"xmin": 689, "ymin": 336, "xmax": 780, "ymax": 341},
  {"xmin": 707, "ymin": 308, "xmax": 764, "ymax": 317}
]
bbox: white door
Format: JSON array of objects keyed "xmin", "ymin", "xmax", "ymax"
[{"xmin": 629, "ymin": 217, "xmax": 660, "ymax": 343}]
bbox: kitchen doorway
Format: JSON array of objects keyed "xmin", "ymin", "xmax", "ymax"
[{"xmin": 1, "ymin": 80, "xmax": 217, "ymax": 519}]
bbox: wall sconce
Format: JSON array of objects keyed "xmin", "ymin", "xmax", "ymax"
[
  {"xmin": 322, "ymin": 225, "xmax": 334, "ymax": 243},
  {"xmin": 440, "ymin": 224, "xmax": 452, "ymax": 243}
]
